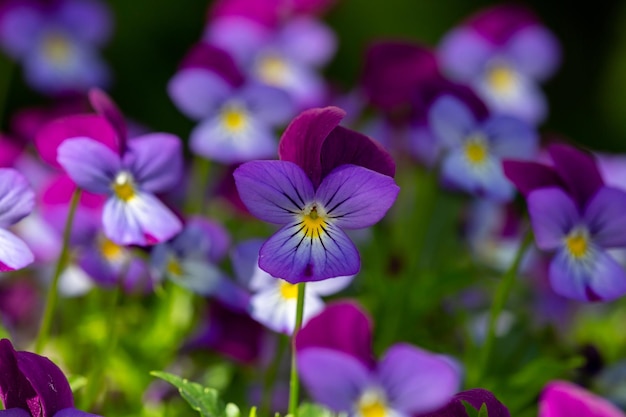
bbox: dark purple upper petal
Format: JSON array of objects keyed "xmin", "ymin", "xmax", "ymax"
[
  {"xmin": 548, "ymin": 144, "xmax": 604, "ymax": 209},
  {"xmin": 418, "ymin": 388, "xmax": 510, "ymax": 417},
  {"xmin": 465, "ymin": 4, "xmax": 539, "ymax": 46},
  {"xmin": 0, "ymin": 339, "xmax": 37, "ymax": 414},
  {"xmin": 502, "ymin": 160, "xmax": 564, "ymax": 198},
  {"xmin": 296, "ymin": 301, "xmax": 376, "ymax": 369},
  {"xmin": 179, "ymin": 42, "xmax": 244, "ymax": 88}
]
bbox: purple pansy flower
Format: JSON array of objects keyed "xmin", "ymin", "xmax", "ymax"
[
  {"xmin": 539, "ymin": 381, "xmax": 625, "ymax": 417},
  {"xmin": 209, "ymin": 0, "xmax": 337, "ymax": 28},
  {"xmin": 505, "ymin": 144, "xmax": 626, "ymax": 301},
  {"xmin": 438, "ymin": 4, "xmax": 560, "ymax": 125},
  {"xmin": 168, "ymin": 43, "xmax": 292, "ymax": 163},
  {"xmin": 234, "ymin": 106, "xmax": 399, "ymax": 283},
  {"xmin": 0, "ymin": 168, "xmax": 34, "ymax": 272},
  {"xmin": 296, "ymin": 302, "xmax": 460, "ymax": 416},
  {"xmin": 0, "ymin": 338, "xmax": 101, "ymax": 417},
  {"xmin": 429, "ymin": 95, "xmax": 537, "ymax": 201},
  {"xmin": 0, "ymin": 0, "xmax": 111, "ymax": 95}
]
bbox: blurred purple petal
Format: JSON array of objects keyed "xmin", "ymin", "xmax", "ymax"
[
  {"xmin": 36, "ymin": 114, "xmax": 119, "ymax": 169},
  {"xmin": 507, "ymin": 26, "xmax": 560, "ymax": 81},
  {"xmin": 0, "ymin": 169, "xmax": 34, "ymax": 228},
  {"xmin": 278, "ymin": 106, "xmax": 345, "ymax": 187},
  {"xmin": 231, "ymin": 239, "xmax": 264, "ymax": 287},
  {"xmin": 179, "ymin": 43, "xmax": 244, "ymax": 88},
  {"xmin": 175, "ymin": 217, "xmax": 231, "ymax": 262},
  {"xmin": 419, "ymin": 388, "xmax": 510, "ymax": 417},
  {"xmin": 57, "ymin": 138, "xmax": 120, "ymax": 194},
  {"xmin": 56, "ymin": 0, "xmax": 112, "ymax": 45},
  {"xmin": 307, "ymin": 275, "xmax": 353, "ymax": 296},
  {"xmin": 502, "ymin": 160, "xmax": 563, "ymax": 197},
  {"xmin": 438, "ymin": 28, "xmax": 493, "ymax": 81},
  {"xmin": 483, "ymin": 116, "xmax": 538, "ymax": 159},
  {"xmin": 233, "ymin": 160, "xmax": 314, "ymax": 224},
  {"xmin": 379, "ymin": 344, "xmax": 460, "ymax": 414},
  {"xmin": 527, "ymin": 188, "xmax": 579, "ymax": 250},
  {"xmin": 240, "ymin": 83, "xmax": 294, "ymax": 126},
  {"xmin": 259, "ymin": 220, "xmax": 360, "ymax": 283},
  {"xmin": 0, "ymin": 229, "xmax": 34, "ymax": 272},
  {"xmin": 209, "ymin": 0, "xmax": 280, "ymax": 30},
  {"xmin": 584, "ymin": 187, "xmax": 626, "ymax": 247},
  {"xmin": 279, "ymin": 17, "xmax": 336, "ymax": 67},
  {"xmin": 0, "ymin": 1, "xmax": 43, "ymax": 58},
  {"xmin": 124, "ymin": 133, "xmax": 182, "ymax": 193},
  {"xmin": 539, "ymin": 381, "xmax": 625, "ymax": 417},
  {"xmin": 168, "ymin": 69, "xmax": 232, "ymax": 120},
  {"xmin": 428, "ymin": 95, "xmax": 477, "ymax": 149},
  {"xmin": 54, "ymin": 409, "xmax": 103, "ymax": 417},
  {"xmin": 298, "ymin": 348, "xmax": 371, "ymax": 412},
  {"xmin": 296, "ymin": 301, "xmax": 376, "ymax": 369},
  {"xmin": 548, "ymin": 144, "xmax": 604, "ymax": 209},
  {"xmin": 88, "ymin": 89, "xmax": 127, "ymax": 145},
  {"xmin": 205, "ymin": 17, "xmax": 271, "ymax": 64},
  {"xmin": 316, "ymin": 165, "xmax": 399, "ymax": 229},
  {"xmin": 465, "ymin": 4, "xmax": 538, "ymax": 45},
  {"xmin": 0, "ymin": 409, "xmax": 31, "ymax": 417}
]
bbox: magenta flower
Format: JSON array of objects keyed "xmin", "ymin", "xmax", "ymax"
[
  {"xmin": 296, "ymin": 302, "xmax": 460, "ymax": 416},
  {"xmin": 0, "ymin": 0, "xmax": 112, "ymax": 95},
  {"xmin": 505, "ymin": 144, "xmax": 626, "ymax": 301},
  {"xmin": 0, "ymin": 339, "xmax": 101, "ymax": 417},
  {"xmin": 539, "ymin": 381, "xmax": 624, "ymax": 417},
  {"xmin": 234, "ymin": 107, "xmax": 398, "ymax": 283}
]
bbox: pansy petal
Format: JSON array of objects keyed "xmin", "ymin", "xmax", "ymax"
[
  {"xmin": 502, "ymin": 160, "xmax": 563, "ymax": 197},
  {"xmin": 233, "ymin": 160, "xmax": 314, "ymax": 224},
  {"xmin": 296, "ymin": 301, "xmax": 376, "ymax": 369},
  {"xmin": 539, "ymin": 381, "xmax": 625, "ymax": 417},
  {"xmin": 378, "ymin": 344, "xmax": 460, "ymax": 414},
  {"xmin": 250, "ymin": 287, "xmax": 324, "ymax": 334},
  {"xmin": 0, "ymin": 339, "xmax": 35, "ymax": 412},
  {"xmin": 57, "ymin": 138, "xmax": 120, "ymax": 193},
  {"xmin": 438, "ymin": 28, "xmax": 494, "ymax": 81},
  {"xmin": 584, "ymin": 187, "xmax": 626, "ymax": 247},
  {"xmin": 54, "ymin": 409, "xmax": 103, "ymax": 417},
  {"xmin": 316, "ymin": 165, "xmax": 399, "ymax": 229},
  {"xmin": 0, "ymin": 230, "xmax": 34, "ymax": 271},
  {"xmin": 279, "ymin": 17, "xmax": 336, "ymax": 67},
  {"xmin": 173, "ymin": 259, "xmax": 226, "ymax": 296},
  {"xmin": 124, "ymin": 133, "xmax": 182, "ymax": 192},
  {"xmin": 548, "ymin": 144, "xmax": 604, "ymax": 209},
  {"xmin": 527, "ymin": 188, "xmax": 579, "ymax": 250},
  {"xmin": 240, "ymin": 84, "xmax": 294, "ymax": 126},
  {"xmin": 204, "ymin": 17, "xmax": 271, "ymax": 65},
  {"xmin": 298, "ymin": 348, "xmax": 372, "ymax": 412},
  {"xmin": 278, "ymin": 107, "xmax": 345, "ymax": 187},
  {"xmin": 56, "ymin": 0, "xmax": 112, "ymax": 45},
  {"xmin": 0, "ymin": 169, "xmax": 34, "ymax": 228},
  {"xmin": 172, "ymin": 217, "xmax": 231, "ymax": 262},
  {"xmin": 231, "ymin": 239, "xmax": 264, "ymax": 287},
  {"xmin": 167, "ymin": 69, "xmax": 231, "ymax": 120},
  {"xmin": 260, "ymin": 220, "xmax": 360, "ymax": 283},
  {"xmin": 36, "ymin": 114, "xmax": 119, "ymax": 169},
  {"xmin": 420, "ymin": 389, "xmax": 511, "ymax": 417},
  {"xmin": 88, "ymin": 89, "xmax": 126, "ymax": 145},
  {"xmin": 0, "ymin": 409, "xmax": 31, "ymax": 417},
  {"xmin": 428, "ymin": 95, "xmax": 478, "ymax": 149},
  {"xmin": 507, "ymin": 26, "xmax": 561, "ymax": 81},
  {"xmin": 308, "ymin": 274, "xmax": 354, "ymax": 296},
  {"xmin": 482, "ymin": 115, "xmax": 538, "ymax": 159},
  {"xmin": 0, "ymin": 2, "xmax": 43, "ymax": 58}
]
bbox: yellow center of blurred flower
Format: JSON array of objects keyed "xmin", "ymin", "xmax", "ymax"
[
  {"xmin": 464, "ymin": 134, "xmax": 489, "ymax": 166},
  {"xmin": 100, "ymin": 237, "xmax": 124, "ymax": 261},
  {"xmin": 487, "ymin": 64, "xmax": 517, "ymax": 94},
  {"xmin": 43, "ymin": 32, "xmax": 71, "ymax": 63},
  {"xmin": 257, "ymin": 55, "xmax": 288, "ymax": 85},
  {"xmin": 279, "ymin": 281, "xmax": 299, "ymax": 299},
  {"xmin": 221, "ymin": 106, "xmax": 247, "ymax": 132},
  {"xmin": 112, "ymin": 172, "xmax": 136, "ymax": 202},
  {"xmin": 167, "ymin": 257, "xmax": 183, "ymax": 277},
  {"xmin": 357, "ymin": 390, "xmax": 389, "ymax": 417},
  {"xmin": 301, "ymin": 206, "xmax": 327, "ymax": 239},
  {"xmin": 565, "ymin": 228, "xmax": 590, "ymax": 259}
]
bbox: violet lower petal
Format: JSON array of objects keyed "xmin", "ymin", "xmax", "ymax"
[
  {"xmin": 258, "ymin": 220, "xmax": 360, "ymax": 283},
  {"xmin": 315, "ymin": 165, "xmax": 399, "ymax": 229},
  {"xmin": 438, "ymin": 28, "xmax": 493, "ymax": 81},
  {"xmin": 298, "ymin": 348, "xmax": 372, "ymax": 413},
  {"xmin": 429, "ymin": 95, "xmax": 478, "ymax": 149},
  {"xmin": 239, "ymin": 83, "xmax": 293, "ymax": 126},
  {"xmin": 378, "ymin": 344, "xmax": 460, "ymax": 415},
  {"xmin": 36, "ymin": 114, "xmax": 119, "ymax": 169},
  {"xmin": 0, "ymin": 168, "xmax": 34, "ymax": 228},
  {"xmin": 482, "ymin": 115, "xmax": 538, "ymax": 159},
  {"xmin": 233, "ymin": 160, "xmax": 314, "ymax": 224},
  {"xmin": 527, "ymin": 188, "xmax": 579, "ymax": 250},
  {"xmin": 506, "ymin": 25, "xmax": 560, "ymax": 81},
  {"xmin": 502, "ymin": 160, "xmax": 563, "ymax": 197},
  {"xmin": 57, "ymin": 137, "xmax": 120, "ymax": 194},
  {"xmin": 539, "ymin": 381, "xmax": 625, "ymax": 417},
  {"xmin": 296, "ymin": 301, "xmax": 376, "ymax": 369},
  {"xmin": 0, "ymin": 229, "xmax": 34, "ymax": 272},
  {"xmin": 584, "ymin": 187, "xmax": 626, "ymax": 248},
  {"xmin": 278, "ymin": 106, "xmax": 345, "ymax": 187},
  {"xmin": 123, "ymin": 133, "xmax": 182, "ymax": 193},
  {"xmin": 168, "ymin": 69, "xmax": 232, "ymax": 121},
  {"xmin": 548, "ymin": 144, "xmax": 604, "ymax": 209}
]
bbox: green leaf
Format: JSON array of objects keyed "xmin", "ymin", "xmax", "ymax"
[
  {"xmin": 67, "ymin": 375, "xmax": 87, "ymax": 393},
  {"xmin": 150, "ymin": 371, "xmax": 224, "ymax": 417},
  {"xmin": 462, "ymin": 401, "xmax": 479, "ymax": 417},
  {"xmin": 297, "ymin": 403, "xmax": 336, "ymax": 417},
  {"xmin": 477, "ymin": 403, "xmax": 489, "ymax": 417}
]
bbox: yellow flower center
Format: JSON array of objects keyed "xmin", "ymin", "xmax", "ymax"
[
  {"xmin": 279, "ymin": 281, "xmax": 299, "ymax": 299},
  {"xmin": 257, "ymin": 55, "xmax": 288, "ymax": 85},
  {"xmin": 167, "ymin": 257, "xmax": 183, "ymax": 277},
  {"xmin": 100, "ymin": 237, "xmax": 124, "ymax": 261},
  {"xmin": 112, "ymin": 172, "xmax": 136, "ymax": 202},
  {"xmin": 43, "ymin": 32, "xmax": 71, "ymax": 63},
  {"xmin": 565, "ymin": 229, "xmax": 590, "ymax": 259},
  {"xmin": 221, "ymin": 106, "xmax": 247, "ymax": 132},
  {"xmin": 464, "ymin": 134, "xmax": 489, "ymax": 165},
  {"xmin": 301, "ymin": 206, "xmax": 327, "ymax": 239},
  {"xmin": 357, "ymin": 390, "xmax": 389, "ymax": 417},
  {"xmin": 487, "ymin": 64, "xmax": 517, "ymax": 94}
]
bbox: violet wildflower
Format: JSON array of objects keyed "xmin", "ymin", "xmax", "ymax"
[
  {"xmin": 429, "ymin": 95, "xmax": 537, "ymax": 201},
  {"xmin": 438, "ymin": 4, "xmax": 560, "ymax": 124},
  {"xmin": 0, "ymin": 338, "xmax": 101, "ymax": 417},
  {"xmin": 539, "ymin": 381, "xmax": 624, "ymax": 417},
  {"xmin": 296, "ymin": 302, "xmax": 460, "ymax": 416},
  {"xmin": 0, "ymin": 0, "xmax": 112, "ymax": 95},
  {"xmin": 234, "ymin": 106, "xmax": 398, "ymax": 283},
  {"xmin": 505, "ymin": 144, "xmax": 626, "ymax": 301},
  {"xmin": 168, "ymin": 43, "xmax": 293, "ymax": 163}
]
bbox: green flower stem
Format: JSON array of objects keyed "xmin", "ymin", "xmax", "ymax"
[
  {"xmin": 185, "ymin": 155, "xmax": 212, "ymax": 215},
  {"xmin": 35, "ymin": 188, "xmax": 82, "ymax": 354},
  {"xmin": 288, "ymin": 283, "xmax": 306, "ymax": 416},
  {"xmin": 476, "ymin": 229, "xmax": 533, "ymax": 384},
  {"xmin": 260, "ymin": 335, "xmax": 288, "ymax": 416}
]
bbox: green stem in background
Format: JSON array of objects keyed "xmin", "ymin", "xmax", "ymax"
[
  {"xmin": 185, "ymin": 156, "xmax": 212, "ymax": 215},
  {"xmin": 260, "ymin": 335, "xmax": 288, "ymax": 416},
  {"xmin": 288, "ymin": 283, "xmax": 306, "ymax": 416},
  {"xmin": 476, "ymin": 229, "xmax": 534, "ymax": 384},
  {"xmin": 35, "ymin": 188, "xmax": 82, "ymax": 354}
]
